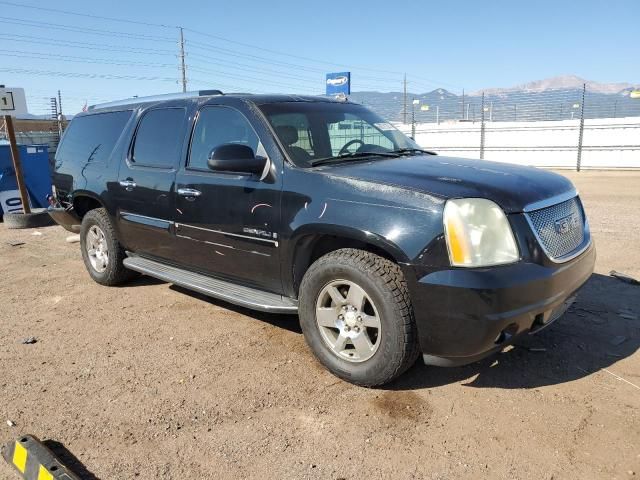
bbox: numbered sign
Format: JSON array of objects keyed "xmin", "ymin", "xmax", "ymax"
[
  {"xmin": 0, "ymin": 90, "xmax": 15, "ymax": 111},
  {"xmin": 0, "ymin": 189, "xmax": 30, "ymax": 214}
]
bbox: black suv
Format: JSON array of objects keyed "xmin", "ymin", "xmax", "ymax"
[{"xmin": 49, "ymin": 91, "xmax": 595, "ymax": 386}]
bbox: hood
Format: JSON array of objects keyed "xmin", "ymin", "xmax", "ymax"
[{"xmin": 318, "ymin": 155, "xmax": 575, "ymax": 213}]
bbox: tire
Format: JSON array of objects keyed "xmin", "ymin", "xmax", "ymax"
[
  {"xmin": 2, "ymin": 208, "xmax": 55, "ymax": 229},
  {"xmin": 80, "ymin": 208, "xmax": 138, "ymax": 286},
  {"xmin": 299, "ymin": 248, "xmax": 419, "ymax": 387}
]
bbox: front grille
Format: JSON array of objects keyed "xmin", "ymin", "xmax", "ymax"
[{"xmin": 526, "ymin": 197, "xmax": 586, "ymax": 260}]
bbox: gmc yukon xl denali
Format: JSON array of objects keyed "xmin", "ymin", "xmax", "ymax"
[{"xmin": 48, "ymin": 91, "xmax": 595, "ymax": 386}]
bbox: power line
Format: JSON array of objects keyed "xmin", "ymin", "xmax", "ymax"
[
  {"xmin": 0, "ymin": 16, "xmax": 175, "ymax": 41},
  {"xmin": 0, "ymin": 0, "xmax": 175, "ymax": 29},
  {"xmin": 184, "ymin": 28, "xmax": 401, "ymax": 76},
  {"xmin": 0, "ymin": 33, "xmax": 176, "ymax": 55},
  {"xmin": 0, "ymin": 0, "xmax": 458, "ymax": 89},
  {"xmin": 188, "ymin": 66, "xmax": 319, "ymax": 92},
  {"xmin": 188, "ymin": 43, "xmax": 403, "ymax": 89},
  {"xmin": 3, "ymin": 50, "xmax": 176, "ymax": 68},
  {"xmin": 0, "ymin": 67, "xmax": 177, "ymax": 82},
  {"xmin": 1, "ymin": 30, "xmax": 397, "ymax": 91},
  {"xmin": 187, "ymin": 60, "xmax": 320, "ymax": 87},
  {"xmin": 187, "ymin": 39, "xmax": 404, "ymax": 85},
  {"xmin": 0, "ymin": 0, "xmax": 469, "ymax": 107},
  {"xmin": 5, "ymin": 48, "xmax": 323, "ymax": 89}
]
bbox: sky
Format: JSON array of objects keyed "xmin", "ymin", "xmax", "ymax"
[{"xmin": 1, "ymin": 0, "xmax": 638, "ymax": 115}]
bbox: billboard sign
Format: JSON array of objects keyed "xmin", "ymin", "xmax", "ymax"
[{"xmin": 326, "ymin": 72, "xmax": 351, "ymax": 96}]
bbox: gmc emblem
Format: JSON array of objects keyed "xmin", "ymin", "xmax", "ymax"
[{"xmin": 554, "ymin": 213, "xmax": 580, "ymax": 234}]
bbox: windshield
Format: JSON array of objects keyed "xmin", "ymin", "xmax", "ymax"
[{"xmin": 259, "ymin": 101, "xmax": 421, "ymax": 167}]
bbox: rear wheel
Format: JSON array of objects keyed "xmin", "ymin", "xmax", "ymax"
[
  {"xmin": 299, "ymin": 248, "xmax": 419, "ymax": 387},
  {"xmin": 80, "ymin": 208, "xmax": 137, "ymax": 286}
]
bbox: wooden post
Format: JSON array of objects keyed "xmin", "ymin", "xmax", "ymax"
[{"xmin": 3, "ymin": 115, "xmax": 31, "ymax": 214}]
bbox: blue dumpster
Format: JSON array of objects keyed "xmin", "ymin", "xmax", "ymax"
[{"xmin": 0, "ymin": 143, "xmax": 52, "ymax": 215}]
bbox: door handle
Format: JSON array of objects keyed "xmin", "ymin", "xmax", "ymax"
[
  {"xmin": 119, "ymin": 179, "xmax": 137, "ymax": 191},
  {"xmin": 177, "ymin": 188, "xmax": 202, "ymax": 199}
]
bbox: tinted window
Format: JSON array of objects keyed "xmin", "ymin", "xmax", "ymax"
[
  {"xmin": 189, "ymin": 106, "xmax": 259, "ymax": 170},
  {"xmin": 56, "ymin": 110, "xmax": 131, "ymax": 166},
  {"xmin": 132, "ymin": 108, "xmax": 185, "ymax": 168}
]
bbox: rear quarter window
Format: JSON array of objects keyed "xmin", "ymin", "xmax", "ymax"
[{"xmin": 56, "ymin": 110, "xmax": 132, "ymax": 166}]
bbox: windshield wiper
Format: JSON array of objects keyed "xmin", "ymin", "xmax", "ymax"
[
  {"xmin": 390, "ymin": 148, "xmax": 437, "ymax": 156},
  {"xmin": 310, "ymin": 151, "xmax": 400, "ymax": 167}
]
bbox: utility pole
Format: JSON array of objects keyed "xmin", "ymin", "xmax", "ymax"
[
  {"xmin": 436, "ymin": 105, "xmax": 440, "ymax": 125},
  {"xmin": 179, "ymin": 27, "xmax": 187, "ymax": 93},
  {"xmin": 461, "ymin": 89, "xmax": 465, "ymax": 120},
  {"xmin": 402, "ymin": 74, "xmax": 407, "ymax": 124}
]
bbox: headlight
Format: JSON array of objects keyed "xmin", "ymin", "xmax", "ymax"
[{"xmin": 443, "ymin": 198, "xmax": 519, "ymax": 267}]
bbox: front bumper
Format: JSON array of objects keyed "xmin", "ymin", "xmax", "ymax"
[{"xmin": 409, "ymin": 242, "xmax": 595, "ymax": 366}]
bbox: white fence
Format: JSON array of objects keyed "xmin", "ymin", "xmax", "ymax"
[{"xmin": 396, "ymin": 117, "xmax": 640, "ymax": 169}]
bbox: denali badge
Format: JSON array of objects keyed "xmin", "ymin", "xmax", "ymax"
[{"xmin": 554, "ymin": 213, "xmax": 580, "ymax": 234}]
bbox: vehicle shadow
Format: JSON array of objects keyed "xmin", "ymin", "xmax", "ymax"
[
  {"xmin": 121, "ymin": 274, "xmax": 302, "ymax": 333},
  {"xmin": 169, "ymin": 284, "xmax": 302, "ymax": 334},
  {"xmin": 148, "ymin": 272, "xmax": 638, "ymax": 390},
  {"xmin": 43, "ymin": 440, "xmax": 101, "ymax": 480},
  {"xmin": 387, "ymin": 273, "xmax": 640, "ymax": 391}
]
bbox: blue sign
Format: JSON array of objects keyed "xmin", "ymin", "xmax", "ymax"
[{"xmin": 325, "ymin": 72, "xmax": 351, "ymax": 96}]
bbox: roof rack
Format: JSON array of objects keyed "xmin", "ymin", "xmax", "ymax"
[{"xmin": 88, "ymin": 90, "xmax": 223, "ymax": 111}]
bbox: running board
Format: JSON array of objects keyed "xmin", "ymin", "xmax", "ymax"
[{"xmin": 123, "ymin": 255, "xmax": 298, "ymax": 314}]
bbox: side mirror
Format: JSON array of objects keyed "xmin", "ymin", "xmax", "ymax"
[{"xmin": 207, "ymin": 144, "xmax": 265, "ymax": 175}]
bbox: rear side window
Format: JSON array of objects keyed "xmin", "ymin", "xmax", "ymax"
[
  {"xmin": 56, "ymin": 110, "xmax": 131, "ymax": 165},
  {"xmin": 132, "ymin": 108, "xmax": 186, "ymax": 168}
]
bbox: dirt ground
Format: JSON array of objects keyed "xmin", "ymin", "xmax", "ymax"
[{"xmin": 1, "ymin": 171, "xmax": 639, "ymax": 480}]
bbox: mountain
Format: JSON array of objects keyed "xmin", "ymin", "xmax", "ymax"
[
  {"xmin": 349, "ymin": 76, "xmax": 640, "ymax": 123},
  {"xmin": 473, "ymin": 75, "xmax": 635, "ymax": 96}
]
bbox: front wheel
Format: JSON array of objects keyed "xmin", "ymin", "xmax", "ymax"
[{"xmin": 298, "ymin": 249, "xmax": 419, "ymax": 387}]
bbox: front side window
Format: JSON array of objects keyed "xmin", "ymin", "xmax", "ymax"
[
  {"xmin": 188, "ymin": 106, "xmax": 260, "ymax": 170},
  {"xmin": 132, "ymin": 108, "xmax": 185, "ymax": 168},
  {"xmin": 259, "ymin": 102, "xmax": 419, "ymax": 167}
]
